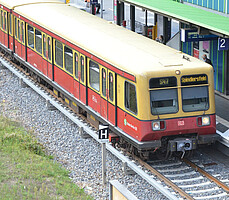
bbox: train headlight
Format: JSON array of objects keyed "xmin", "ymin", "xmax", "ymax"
[
  {"xmin": 202, "ymin": 116, "xmax": 210, "ymax": 126},
  {"xmin": 197, "ymin": 116, "xmax": 210, "ymax": 126},
  {"xmin": 152, "ymin": 121, "xmax": 165, "ymax": 131},
  {"xmin": 152, "ymin": 122, "xmax": 160, "ymax": 131}
]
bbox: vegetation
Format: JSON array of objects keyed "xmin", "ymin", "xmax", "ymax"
[{"xmin": 0, "ymin": 116, "xmax": 92, "ymax": 200}]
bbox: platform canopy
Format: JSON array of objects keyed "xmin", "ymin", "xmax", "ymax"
[{"xmin": 120, "ymin": 0, "xmax": 229, "ymax": 37}]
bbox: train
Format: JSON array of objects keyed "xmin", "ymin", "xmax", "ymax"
[{"xmin": 0, "ymin": 0, "xmax": 219, "ymax": 159}]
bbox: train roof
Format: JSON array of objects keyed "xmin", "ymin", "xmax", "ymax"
[
  {"xmin": 0, "ymin": 0, "xmax": 63, "ymax": 9},
  {"xmin": 14, "ymin": 3, "xmax": 211, "ymax": 76}
]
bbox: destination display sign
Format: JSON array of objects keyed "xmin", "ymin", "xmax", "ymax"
[
  {"xmin": 149, "ymin": 77, "xmax": 177, "ymax": 88},
  {"xmin": 181, "ymin": 29, "xmax": 218, "ymax": 42},
  {"xmin": 181, "ymin": 74, "xmax": 208, "ymax": 86}
]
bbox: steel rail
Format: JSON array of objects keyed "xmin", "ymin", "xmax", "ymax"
[
  {"xmin": 183, "ymin": 158, "xmax": 229, "ymax": 193},
  {"xmin": 130, "ymin": 154, "xmax": 195, "ymax": 200},
  {"xmin": 0, "ymin": 57, "xmax": 179, "ymax": 200}
]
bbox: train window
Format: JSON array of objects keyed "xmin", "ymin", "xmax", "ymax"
[
  {"xmin": 89, "ymin": 60, "xmax": 99, "ymax": 91},
  {"xmin": 43, "ymin": 34, "xmax": 46, "ymax": 58},
  {"xmin": 102, "ymin": 68, "xmax": 106, "ymax": 97},
  {"xmin": 14, "ymin": 17, "xmax": 17, "ymax": 39},
  {"xmin": 18, "ymin": 19, "xmax": 21, "ymax": 41},
  {"xmin": 47, "ymin": 37, "xmax": 52, "ymax": 61},
  {"xmin": 35, "ymin": 29, "xmax": 42, "ymax": 54},
  {"xmin": 1, "ymin": 11, "xmax": 3, "ymax": 29},
  {"xmin": 74, "ymin": 53, "xmax": 78, "ymax": 78},
  {"xmin": 9, "ymin": 13, "xmax": 12, "ymax": 35},
  {"xmin": 64, "ymin": 46, "xmax": 73, "ymax": 74},
  {"xmin": 80, "ymin": 56, "xmax": 84, "ymax": 82},
  {"xmin": 55, "ymin": 40, "xmax": 63, "ymax": 68},
  {"xmin": 28, "ymin": 25, "xmax": 34, "ymax": 48},
  {"xmin": 150, "ymin": 89, "xmax": 178, "ymax": 115},
  {"xmin": 3, "ymin": 12, "xmax": 6, "ymax": 31},
  {"xmin": 109, "ymin": 72, "xmax": 113, "ymax": 101},
  {"xmin": 125, "ymin": 82, "xmax": 137, "ymax": 114},
  {"xmin": 182, "ymin": 86, "xmax": 209, "ymax": 112},
  {"xmin": 21, "ymin": 22, "xmax": 24, "ymax": 43}
]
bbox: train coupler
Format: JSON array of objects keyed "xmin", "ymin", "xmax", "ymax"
[{"xmin": 168, "ymin": 138, "xmax": 197, "ymax": 153}]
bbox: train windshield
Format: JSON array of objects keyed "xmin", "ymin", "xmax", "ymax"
[
  {"xmin": 182, "ymin": 86, "xmax": 209, "ymax": 112},
  {"xmin": 150, "ymin": 89, "xmax": 178, "ymax": 115}
]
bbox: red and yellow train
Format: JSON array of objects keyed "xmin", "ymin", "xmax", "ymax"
[{"xmin": 0, "ymin": 0, "xmax": 218, "ymax": 158}]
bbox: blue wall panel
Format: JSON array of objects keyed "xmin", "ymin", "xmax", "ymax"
[
  {"xmin": 193, "ymin": 0, "xmax": 198, "ymax": 4},
  {"xmin": 208, "ymin": 0, "xmax": 213, "ymax": 9},
  {"xmin": 214, "ymin": 0, "xmax": 219, "ymax": 10},
  {"xmin": 198, "ymin": 0, "xmax": 203, "ymax": 5},
  {"xmin": 219, "ymin": 0, "xmax": 224, "ymax": 12},
  {"xmin": 203, "ymin": 0, "xmax": 207, "ymax": 7}
]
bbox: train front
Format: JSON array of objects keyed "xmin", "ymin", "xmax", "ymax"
[{"xmin": 138, "ymin": 61, "xmax": 218, "ymax": 158}]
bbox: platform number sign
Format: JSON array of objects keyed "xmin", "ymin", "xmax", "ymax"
[
  {"xmin": 99, "ymin": 124, "xmax": 109, "ymax": 142},
  {"xmin": 218, "ymin": 38, "xmax": 229, "ymax": 51}
]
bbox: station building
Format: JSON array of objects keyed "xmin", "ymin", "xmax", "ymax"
[{"xmin": 113, "ymin": 0, "xmax": 229, "ymax": 95}]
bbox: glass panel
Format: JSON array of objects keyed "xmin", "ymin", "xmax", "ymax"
[
  {"xmin": 18, "ymin": 19, "xmax": 20, "ymax": 41},
  {"xmin": 1, "ymin": 11, "xmax": 3, "ymax": 29},
  {"xmin": 89, "ymin": 60, "xmax": 99, "ymax": 91},
  {"xmin": 21, "ymin": 22, "xmax": 24, "ymax": 43},
  {"xmin": 9, "ymin": 14, "xmax": 12, "ymax": 34},
  {"xmin": 14, "ymin": 17, "xmax": 17, "ymax": 39},
  {"xmin": 109, "ymin": 72, "xmax": 113, "ymax": 101},
  {"xmin": 102, "ymin": 68, "xmax": 106, "ymax": 97},
  {"xmin": 35, "ymin": 29, "xmax": 42, "ymax": 54},
  {"xmin": 4, "ymin": 12, "xmax": 6, "ymax": 31},
  {"xmin": 150, "ymin": 89, "xmax": 178, "ymax": 115},
  {"xmin": 125, "ymin": 82, "xmax": 137, "ymax": 114},
  {"xmin": 182, "ymin": 86, "xmax": 209, "ymax": 112},
  {"xmin": 43, "ymin": 34, "xmax": 46, "ymax": 57},
  {"xmin": 64, "ymin": 46, "xmax": 73, "ymax": 74},
  {"xmin": 47, "ymin": 37, "xmax": 51, "ymax": 61},
  {"xmin": 74, "ymin": 53, "xmax": 78, "ymax": 78},
  {"xmin": 28, "ymin": 25, "xmax": 34, "ymax": 48},
  {"xmin": 80, "ymin": 56, "xmax": 84, "ymax": 82},
  {"xmin": 55, "ymin": 40, "xmax": 63, "ymax": 68}
]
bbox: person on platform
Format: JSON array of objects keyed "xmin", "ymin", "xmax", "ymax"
[
  {"xmin": 156, "ymin": 35, "xmax": 164, "ymax": 44},
  {"xmin": 202, "ymin": 54, "xmax": 212, "ymax": 65}
]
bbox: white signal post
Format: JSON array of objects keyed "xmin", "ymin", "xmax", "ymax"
[{"xmin": 99, "ymin": 124, "xmax": 109, "ymax": 185}]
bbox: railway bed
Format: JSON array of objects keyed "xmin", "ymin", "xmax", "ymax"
[{"xmin": 1, "ymin": 54, "xmax": 229, "ymax": 200}]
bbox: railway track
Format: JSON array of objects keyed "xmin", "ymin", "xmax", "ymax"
[
  {"xmin": 1, "ymin": 53, "xmax": 229, "ymax": 200},
  {"xmin": 136, "ymin": 156, "xmax": 229, "ymax": 200}
]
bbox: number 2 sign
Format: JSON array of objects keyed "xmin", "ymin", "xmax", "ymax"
[{"xmin": 218, "ymin": 38, "xmax": 229, "ymax": 51}]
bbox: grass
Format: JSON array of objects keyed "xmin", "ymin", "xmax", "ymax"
[{"xmin": 0, "ymin": 116, "xmax": 93, "ymax": 200}]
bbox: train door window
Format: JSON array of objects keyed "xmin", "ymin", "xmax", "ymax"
[
  {"xmin": 89, "ymin": 60, "xmax": 100, "ymax": 91},
  {"xmin": 1, "ymin": 10, "xmax": 3, "ymax": 30},
  {"xmin": 125, "ymin": 81, "xmax": 137, "ymax": 114},
  {"xmin": 55, "ymin": 40, "xmax": 63, "ymax": 68},
  {"xmin": 9, "ymin": 13, "xmax": 12, "ymax": 35},
  {"xmin": 3, "ymin": 11, "xmax": 6, "ymax": 31},
  {"xmin": 80, "ymin": 56, "xmax": 84, "ymax": 82},
  {"xmin": 47, "ymin": 36, "xmax": 52, "ymax": 61},
  {"xmin": 42, "ymin": 34, "xmax": 46, "ymax": 58},
  {"xmin": 35, "ymin": 29, "xmax": 42, "ymax": 54},
  {"xmin": 28, "ymin": 25, "xmax": 34, "ymax": 48},
  {"xmin": 64, "ymin": 46, "xmax": 73, "ymax": 75},
  {"xmin": 18, "ymin": 19, "xmax": 21, "ymax": 42},
  {"xmin": 109, "ymin": 72, "xmax": 113, "ymax": 101},
  {"xmin": 21, "ymin": 21, "xmax": 24, "ymax": 44},
  {"xmin": 74, "ymin": 52, "xmax": 79, "ymax": 79},
  {"xmin": 102, "ymin": 68, "xmax": 106, "ymax": 97},
  {"xmin": 14, "ymin": 17, "xmax": 18, "ymax": 39}
]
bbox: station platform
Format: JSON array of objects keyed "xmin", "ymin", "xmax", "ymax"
[{"xmin": 215, "ymin": 92, "xmax": 229, "ymax": 156}]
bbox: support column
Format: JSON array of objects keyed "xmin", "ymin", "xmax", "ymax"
[
  {"xmin": 130, "ymin": 5, "xmax": 135, "ymax": 32},
  {"xmin": 163, "ymin": 16, "xmax": 171, "ymax": 44}
]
